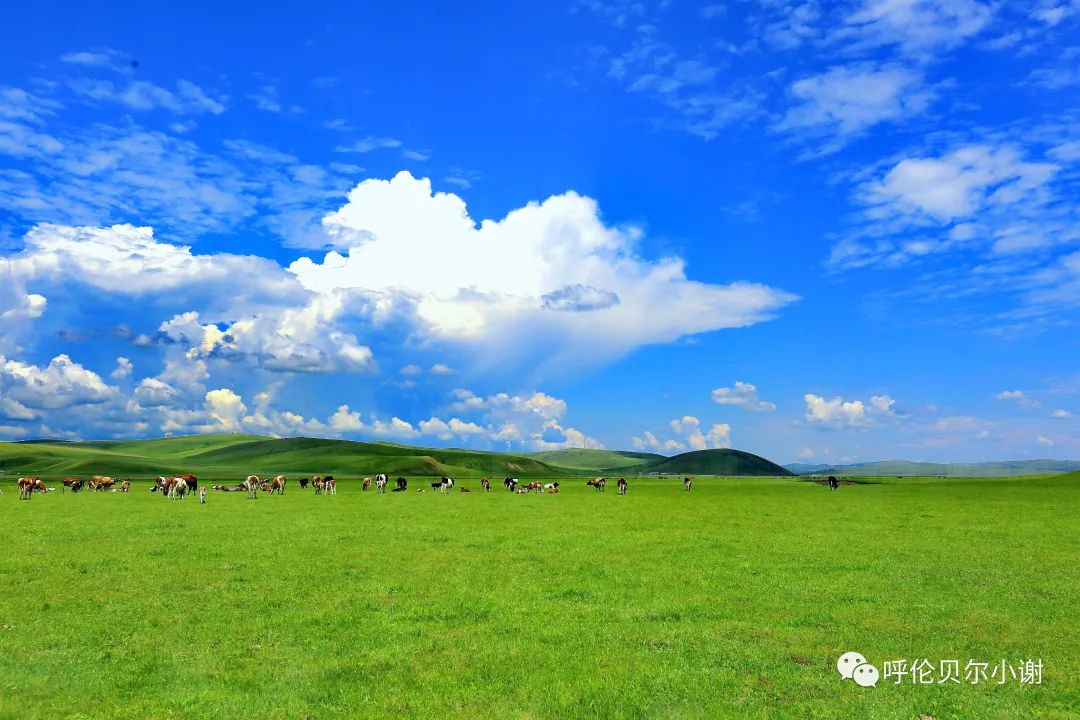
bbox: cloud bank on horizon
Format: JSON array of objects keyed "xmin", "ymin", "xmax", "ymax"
[{"xmin": 0, "ymin": 0, "xmax": 1076, "ymax": 462}]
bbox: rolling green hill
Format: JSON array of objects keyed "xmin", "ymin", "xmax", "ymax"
[
  {"xmin": 526, "ymin": 448, "xmax": 665, "ymax": 471},
  {"xmin": 784, "ymin": 458, "xmax": 1080, "ymax": 477},
  {"xmin": 0, "ymin": 434, "xmax": 558, "ymax": 478},
  {"xmin": 635, "ymin": 449, "xmax": 794, "ymax": 476}
]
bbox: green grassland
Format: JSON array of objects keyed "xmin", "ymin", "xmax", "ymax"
[{"xmin": 1, "ymin": 468, "xmax": 1078, "ymax": 719}]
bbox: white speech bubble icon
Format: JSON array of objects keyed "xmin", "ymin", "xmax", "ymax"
[
  {"xmin": 837, "ymin": 651, "xmax": 867, "ymax": 679},
  {"xmin": 852, "ymin": 663, "xmax": 879, "ymax": 688}
]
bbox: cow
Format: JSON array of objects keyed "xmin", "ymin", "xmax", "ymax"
[
  {"xmin": 587, "ymin": 477, "xmax": 607, "ymax": 492},
  {"xmin": 268, "ymin": 475, "xmax": 287, "ymax": 495},
  {"xmin": 299, "ymin": 477, "xmax": 310, "ymax": 490},
  {"xmin": 617, "ymin": 477, "xmax": 628, "ymax": 495},
  {"xmin": 119, "ymin": 480, "xmax": 131, "ymax": 493},
  {"xmin": 392, "ymin": 476, "xmax": 408, "ymax": 492},
  {"xmin": 460, "ymin": 487, "xmax": 471, "ymax": 493},
  {"xmin": 526, "ymin": 481, "xmax": 543, "ymax": 494},
  {"xmin": 434, "ymin": 476, "xmax": 454, "ymax": 493},
  {"xmin": 828, "ymin": 475, "xmax": 839, "ymax": 491},
  {"xmin": 683, "ymin": 476, "xmax": 693, "ymax": 492},
  {"xmin": 18, "ymin": 476, "xmax": 40, "ymax": 500},
  {"xmin": 481, "ymin": 477, "xmax": 491, "ymax": 492},
  {"xmin": 325, "ymin": 477, "xmax": 337, "ymax": 495},
  {"xmin": 503, "ymin": 477, "xmax": 519, "ymax": 492},
  {"xmin": 89, "ymin": 476, "xmax": 115, "ymax": 491},
  {"xmin": 168, "ymin": 478, "xmax": 189, "ymax": 500},
  {"xmin": 543, "ymin": 482, "xmax": 560, "ymax": 491},
  {"xmin": 199, "ymin": 486, "xmax": 207, "ymax": 503},
  {"xmin": 375, "ymin": 474, "xmax": 388, "ymax": 493},
  {"xmin": 244, "ymin": 475, "xmax": 260, "ymax": 500},
  {"xmin": 62, "ymin": 477, "xmax": 80, "ymax": 493},
  {"xmin": 175, "ymin": 473, "xmax": 198, "ymax": 492},
  {"xmin": 362, "ymin": 477, "xmax": 372, "ymax": 491},
  {"xmin": 313, "ymin": 477, "xmax": 325, "ymax": 495}
]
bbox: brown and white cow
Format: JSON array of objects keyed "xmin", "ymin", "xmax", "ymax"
[
  {"xmin": 18, "ymin": 476, "xmax": 41, "ymax": 500},
  {"xmin": 526, "ymin": 481, "xmax": 544, "ymax": 494},
  {"xmin": 683, "ymin": 476, "xmax": 693, "ymax": 492},
  {"xmin": 89, "ymin": 476, "xmax": 115, "ymax": 491},
  {"xmin": 243, "ymin": 475, "xmax": 260, "ymax": 500},
  {"xmin": 587, "ymin": 477, "xmax": 607, "ymax": 492},
  {"xmin": 120, "ymin": 480, "xmax": 131, "ymax": 493},
  {"xmin": 175, "ymin": 473, "xmax": 198, "ymax": 492},
  {"xmin": 362, "ymin": 477, "xmax": 371, "ymax": 491},
  {"xmin": 480, "ymin": 476, "xmax": 490, "ymax": 492},
  {"xmin": 62, "ymin": 477, "xmax": 80, "ymax": 493},
  {"xmin": 617, "ymin": 477, "xmax": 628, "ymax": 495},
  {"xmin": 268, "ymin": 475, "xmax": 286, "ymax": 495},
  {"xmin": 324, "ymin": 476, "xmax": 337, "ymax": 495}
]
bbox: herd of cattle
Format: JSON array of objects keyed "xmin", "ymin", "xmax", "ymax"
[{"xmin": 12, "ymin": 473, "xmax": 696, "ymax": 500}]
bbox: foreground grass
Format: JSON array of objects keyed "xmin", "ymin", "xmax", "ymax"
[{"xmin": 1, "ymin": 474, "xmax": 1078, "ymax": 719}]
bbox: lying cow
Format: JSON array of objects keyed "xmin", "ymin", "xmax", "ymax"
[{"xmin": 212, "ymin": 484, "xmax": 246, "ymax": 492}]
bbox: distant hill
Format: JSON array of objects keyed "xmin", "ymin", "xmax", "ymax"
[
  {"xmin": 527, "ymin": 448, "xmax": 665, "ymax": 471},
  {"xmin": 783, "ymin": 459, "xmax": 1080, "ymax": 477},
  {"xmin": 636, "ymin": 449, "xmax": 794, "ymax": 476},
  {"xmin": 0, "ymin": 434, "xmax": 559, "ymax": 478}
]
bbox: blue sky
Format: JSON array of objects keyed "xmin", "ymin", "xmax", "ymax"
[{"xmin": 0, "ymin": 0, "xmax": 1077, "ymax": 463}]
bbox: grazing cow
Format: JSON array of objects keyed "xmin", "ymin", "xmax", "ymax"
[
  {"xmin": 199, "ymin": 486, "xmax": 207, "ymax": 503},
  {"xmin": 268, "ymin": 475, "xmax": 287, "ymax": 495},
  {"xmin": 526, "ymin": 481, "xmax": 543, "ymax": 494},
  {"xmin": 313, "ymin": 477, "xmax": 325, "ymax": 495},
  {"xmin": 434, "ymin": 476, "xmax": 454, "ymax": 493},
  {"xmin": 89, "ymin": 476, "xmax": 115, "ymax": 491},
  {"xmin": 393, "ymin": 476, "xmax": 408, "ymax": 492},
  {"xmin": 460, "ymin": 487, "xmax": 471, "ymax": 493},
  {"xmin": 375, "ymin": 474, "xmax": 388, "ymax": 493},
  {"xmin": 828, "ymin": 475, "xmax": 839, "ymax": 491},
  {"xmin": 18, "ymin": 476, "xmax": 40, "ymax": 500},
  {"xmin": 243, "ymin": 475, "xmax": 260, "ymax": 500},
  {"xmin": 362, "ymin": 477, "xmax": 372, "ymax": 491},
  {"xmin": 587, "ymin": 477, "xmax": 607, "ymax": 492},
  {"xmin": 175, "ymin": 473, "xmax": 198, "ymax": 492},
  {"xmin": 325, "ymin": 477, "xmax": 337, "ymax": 495},
  {"xmin": 62, "ymin": 477, "xmax": 80, "ymax": 493},
  {"xmin": 481, "ymin": 477, "xmax": 491, "ymax": 492},
  {"xmin": 503, "ymin": 477, "xmax": 519, "ymax": 492},
  {"xmin": 299, "ymin": 477, "xmax": 310, "ymax": 490},
  {"xmin": 169, "ymin": 478, "xmax": 189, "ymax": 499},
  {"xmin": 683, "ymin": 476, "xmax": 693, "ymax": 492},
  {"xmin": 617, "ymin": 477, "xmax": 628, "ymax": 495}
]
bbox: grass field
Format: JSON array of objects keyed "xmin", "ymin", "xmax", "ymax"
[{"xmin": 2, "ymin": 472, "xmax": 1078, "ymax": 719}]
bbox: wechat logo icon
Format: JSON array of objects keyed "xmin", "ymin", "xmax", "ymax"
[{"xmin": 837, "ymin": 651, "xmax": 879, "ymax": 688}]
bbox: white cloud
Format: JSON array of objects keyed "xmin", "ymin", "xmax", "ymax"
[
  {"xmin": 632, "ymin": 430, "xmax": 662, "ymax": 450},
  {"xmin": 777, "ymin": 63, "xmax": 935, "ymax": 144},
  {"xmin": 836, "ymin": 0, "xmax": 995, "ymax": 55},
  {"xmin": 1050, "ymin": 409, "xmax": 1072, "ymax": 419},
  {"xmin": 0, "ymin": 354, "xmax": 117, "ymax": 410},
  {"xmin": 430, "ymin": 363, "xmax": 455, "ymax": 375},
  {"xmin": 804, "ymin": 393, "xmax": 898, "ymax": 428},
  {"xmin": 290, "ymin": 171, "xmax": 795, "ymax": 375},
  {"xmin": 1036, "ymin": 434, "xmax": 1055, "ymax": 447},
  {"xmin": 334, "ymin": 136, "xmax": 403, "ymax": 153},
  {"xmin": 133, "ymin": 377, "xmax": 181, "ymax": 407},
  {"xmin": 996, "ymin": 390, "xmax": 1042, "ymax": 409},
  {"xmin": 445, "ymin": 388, "xmax": 602, "ymax": 450},
  {"xmin": 70, "ymin": 78, "xmax": 226, "ymax": 115},
  {"xmin": 111, "ymin": 357, "xmax": 133, "ymax": 379},
  {"xmin": 328, "ymin": 405, "xmax": 364, "ymax": 432},
  {"xmin": 636, "ymin": 415, "xmax": 731, "ymax": 451},
  {"xmin": 711, "ymin": 381, "xmax": 776, "ymax": 411},
  {"xmin": 368, "ymin": 416, "xmax": 419, "ymax": 439},
  {"xmin": 399, "ymin": 364, "xmax": 422, "ymax": 376}
]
